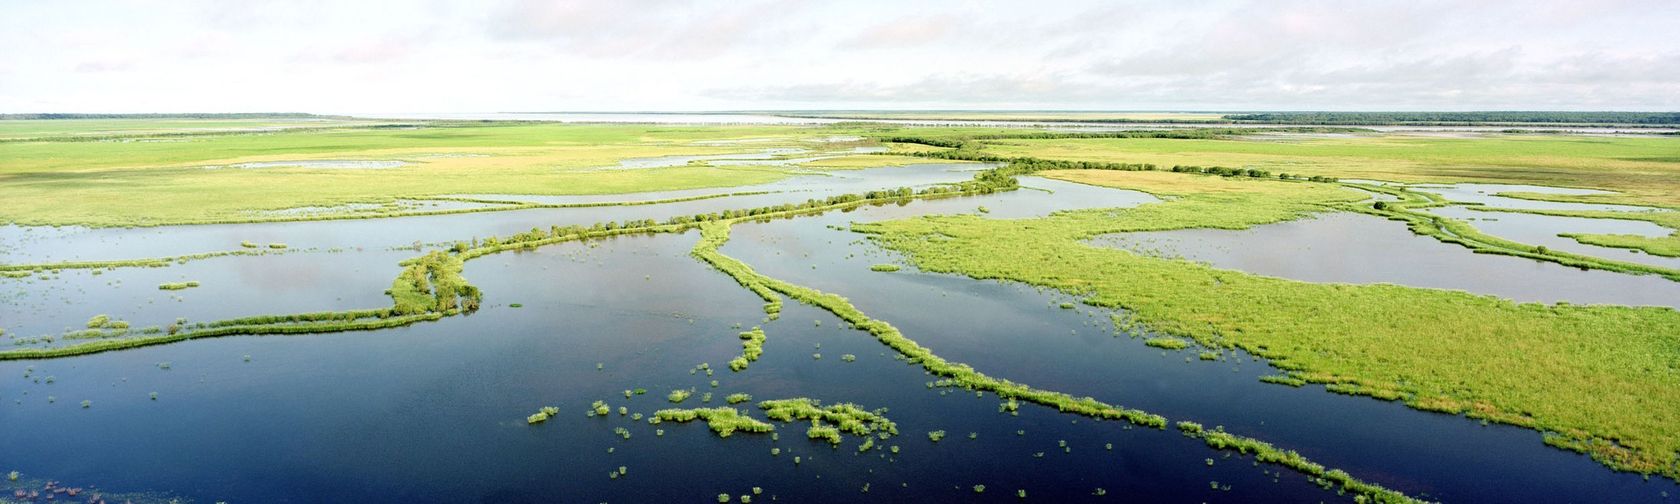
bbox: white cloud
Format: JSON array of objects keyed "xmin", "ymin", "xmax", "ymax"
[{"xmin": 0, "ymin": 0, "xmax": 1675, "ymax": 112}]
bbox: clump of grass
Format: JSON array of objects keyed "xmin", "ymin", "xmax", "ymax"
[
  {"xmin": 807, "ymin": 423, "xmax": 842, "ymax": 444},
  {"xmin": 158, "ymin": 281, "xmax": 201, "ymax": 291},
  {"xmin": 761, "ymin": 398, "xmax": 898, "ymax": 441},
  {"xmin": 668, "ymin": 389, "xmax": 693, "ymax": 403},
  {"xmin": 240, "ymin": 240, "xmax": 258, "ymax": 248},
  {"xmin": 870, "ymin": 264, "xmax": 900, "ymax": 272},
  {"xmin": 268, "ymin": 243, "xmax": 288, "ymax": 249},
  {"xmin": 1259, "ymin": 375, "xmax": 1307, "ymax": 387},
  {"xmin": 86, "ymin": 314, "xmax": 110, "ymax": 329},
  {"xmin": 527, "ymin": 406, "xmax": 560, "ymax": 424},
  {"xmin": 841, "ymin": 354, "xmax": 856, "ymax": 362},
  {"xmin": 726, "ymin": 393, "xmax": 752, "ymax": 404},
  {"xmin": 928, "ymin": 430, "xmax": 947, "ymax": 442},
  {"xmin": 729, "ymin": 327, "xmax": 767, "ymax": 372},
  {"xmin": 654, "ymin": 407, "xmax": 775, "ymax": 438},
  {"xmin": 1144, "ymin": 337, "xmax": 1189, "ymax": 350}
]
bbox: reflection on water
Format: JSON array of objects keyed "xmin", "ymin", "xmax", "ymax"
[
  {"xmin": 1427, "ymin": 206, "xmax": 1680, "ymax": 269},
  {"xmin": 1092, "ymin": 212, "xmax": 1680, "ymax": 309},
  {"xmin": 1411, "ymin": 183, "xmax": 1659, "ymax": 212},
  {"xmin": 1401, "ymin": 182, "xmax": 1679, "ymax": 269}
]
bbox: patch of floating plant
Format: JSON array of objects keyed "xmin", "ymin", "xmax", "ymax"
[
  {"xmin": 204, "ymin": 159, "xmax": 410, "ymax": 170},
  {"xmin": 649, "ymin": 398, "xmax": 896, "ymax": 448}
]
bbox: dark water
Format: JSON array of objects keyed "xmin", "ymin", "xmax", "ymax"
[
  {"xmin": 2, "ymin": 169, "xmax": 1677, "ymax": 502},
  {"xmin": 1092, "ymin": 212, "xmax": 1680, "ymax": 309}
]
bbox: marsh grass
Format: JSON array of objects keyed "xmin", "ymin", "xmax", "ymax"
[
  {"xmin": 654, "ymin": 407, "xmax": 775, "ymax": 438},
  {"xmin": 157, "ymin": 281, "xmax": 200, "ymax": 291},
  {"xmin": 862, "ymin": 171, "xmax": 1680, "ymax": 480},
  {"xmin": 730, "ymin": 328, "xmax": 767, "ymax": 372}
]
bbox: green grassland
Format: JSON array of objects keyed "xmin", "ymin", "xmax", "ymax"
[
  {"xmin": 857, "ymin": 170, "xmax": 1680, "ymax": 480},
  {"xmin": 775, "ymin": 110, "xmax": 1230, "ymax": 122},
  {"xmin": 0, "ymin": 120, "xmax": 897, "ymax": 227},
  {"xmin": 958, "ymin": 134, "xmax": 1680, "ymax": 207}
]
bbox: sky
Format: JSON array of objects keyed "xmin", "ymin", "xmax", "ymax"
[{"xmin": 2, "ymin": 0, "xmax": 1677, "ymax": 113}]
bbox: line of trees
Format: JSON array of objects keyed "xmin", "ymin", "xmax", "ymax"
[{"xmin": 1223, "ymin": 112, "xmax": 1680, "ymax": 125}]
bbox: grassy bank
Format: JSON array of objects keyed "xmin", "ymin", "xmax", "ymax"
[{"xmin": 857, "ymin": 169, "xmax": 1680, "ymax": 480}]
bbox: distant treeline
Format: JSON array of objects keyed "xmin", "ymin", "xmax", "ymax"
[
  {"xmin": 1223, "ymin": 112, "xmax": 1680, "ymax": 125},
  {"xmin": 0, "ymin": 113, "xmax": 331, "ymax": 120}
]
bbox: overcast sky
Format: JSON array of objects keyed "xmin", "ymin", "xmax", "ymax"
[{"xmin": 3, "ymin": 0, "xmax": 1677, "ymax": 113}]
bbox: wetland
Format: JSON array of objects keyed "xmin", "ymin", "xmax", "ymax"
[{"xmin": 1, "ymin": 117, "xmax": 1676, "ymax": 503}]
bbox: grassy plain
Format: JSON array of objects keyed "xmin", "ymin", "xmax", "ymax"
[
  {"xmin": 0, "ymin": 120, "xmax": 880, "ymax": 226},
  {"xmin": 969, "ymin": 134, "xmax": 1680, "ymax": 206},
  {"xmin": 0, "ymin": 118, "xmax": 388, "ymax": 140},
  {"xmin": 859, "ymin": 170, "xmax": 1680, "ymax": 479},
  {"xmin": 775, "ymin": 111, "xmax": 1229, "ymax": 122}
]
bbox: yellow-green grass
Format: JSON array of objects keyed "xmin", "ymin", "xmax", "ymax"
[
  {"xmin": 857, "ymin": 170, "xmax": 1680, "ymax": 479},
  {"xmin": 974, "ymin": 134, "xmax": 1680, "ymax": 207},
  {"xmin": 0, "ymin": 121, "xmax": 886, "ymax": 226}
]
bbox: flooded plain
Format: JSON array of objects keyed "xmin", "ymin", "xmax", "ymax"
[{"xmin": 3, "ymin": 165, "xmax": 1677, "ymax": 503}]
